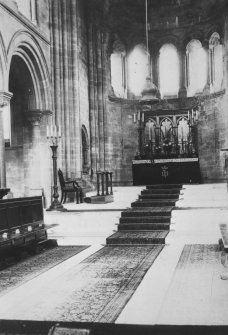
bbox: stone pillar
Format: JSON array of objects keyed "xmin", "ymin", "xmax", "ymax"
[
  {"xmin": 178, "ymin": 48, "xmax": 187, "ymax": 98},
  {"xmin": 97, "ymin": 30, "xmax": 105, "ymax": 170},
  {"xmin": 30, "ymin": 0, "xmax": 37, "ymax": 24},
  {"xmin": 0, "ymin": 110, "xmax": 5, "ymax": 188},
  {"xmin": 24, "ymin": 109, "xmax": 43, "ymax": 195},
  {"xmin": 203, "ymin": 43, "xmax": 213, "ymax": 94},
  {"xmin": 151, "ymin": 51, "xmax": 159, "ymax": 90},
  {"xmin": 88, "ymin": 22, "xmax": 98, "ymax": 175},
  {"xmin": 0, "ymin": 92, "xmax": 13, "ymax": 188}
]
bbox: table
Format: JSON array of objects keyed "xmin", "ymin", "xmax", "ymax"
[{"xmin": 132, "ymin": 158, "xmax": 201, "ymax": 185}]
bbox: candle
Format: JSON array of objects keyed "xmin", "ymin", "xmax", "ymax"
[
  {"xmin": 133, "ymin": 113, "xmax": 136, "ymax": 123},
  {"xmin": 54, "ymin": 125, "xmax": 57, "ymax": 138},
  {"xmin": 46, "ymin": 125, "xmax": 50, "ymax": 138},
  {"xmin": 58, "ymin": 125, "xmax": 61, "ymax": 137},
  {"xmin": 175, "ymin": 16, "xmax": 178, "ymax": 27},
  {"xmin": 142, "ymin": 113, "xmax": 144, "ymax": 122}
]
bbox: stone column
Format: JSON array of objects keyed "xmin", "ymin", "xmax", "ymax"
[
  {"xmin": 178, "ymin": 48, "xmax": 187, "ymax": 98},
  {"xmin": 203, "ymin": 43, "xmax": 213, "ymax": 94},
  {"xmin": 0, "ymin": 91, "xmax": 13, "ymax": 188},
  {"xmin": 24, "ymin": 109, "xmax": 43, "ymax": 195},
  {"xmin": 30, "ymin": 0, "xmax": 37, "ymax": 24},
  {"xmin": 151, "ymin": 50, "xmax": 159, "ymax": 90}
]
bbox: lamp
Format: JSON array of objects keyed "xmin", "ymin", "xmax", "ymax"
[{"xmin": 141, "ymin": 0, "xmax": 159, "ymax": 103}]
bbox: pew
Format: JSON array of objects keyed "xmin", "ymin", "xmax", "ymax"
[{"xmin": 0, "ymin": 196, "xmax": 47, "ymax": 257}]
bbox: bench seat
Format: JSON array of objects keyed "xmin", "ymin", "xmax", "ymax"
[{"xmin": 0, "ymin": 196, "xmax": 47, "ymax": 257}]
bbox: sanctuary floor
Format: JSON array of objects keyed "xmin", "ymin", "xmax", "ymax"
[{"xmin": 0, "ymin": 184, "xmax": 228, "ymax": 325}]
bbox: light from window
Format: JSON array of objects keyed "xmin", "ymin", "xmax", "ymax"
[
  {"xmin": 127, "ymin": 45, "xmax": 148, "ymax": 96},
  {"xmin": 159, "ymin": 44, "xmax": 180, "ymax": 98},
  {"xmin": 111, "ymin": 52, "xmax": 125, "ymax": 97},
  {"xmin": 187, "ymin": 40, "xmax": 207, "ymax": 96},
  {"xmin": 214, "ymin": 44, "xmax": 223, "ymax": 90},
  {"xmin": 209, "ymin": 33, "xmax": 223, "ymax": 91}
]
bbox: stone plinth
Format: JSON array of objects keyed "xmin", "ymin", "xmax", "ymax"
[{"xmin": 84, "ymin": 194, "xmax": 114, "ymax": 204}]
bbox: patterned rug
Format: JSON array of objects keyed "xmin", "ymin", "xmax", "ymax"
[
  {"xmin": 2, "ymin": 245, "xmax": 164, "ymax": 323},
  {"xmin": 158, "ymin": 244, "xmax": 228, "ymax": 325},
  {"xmin": 0, "ymin": 246, "xmax": 89, "ymax": 296}
]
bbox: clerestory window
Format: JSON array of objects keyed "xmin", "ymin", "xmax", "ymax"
[{"xmin": 159, "ymin": 44, "xmax": 180, "ymax": 99}]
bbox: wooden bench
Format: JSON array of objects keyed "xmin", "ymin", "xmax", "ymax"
[{"xmin": 0, "ymin": 196, "xmax": 47, "ymax": 257}]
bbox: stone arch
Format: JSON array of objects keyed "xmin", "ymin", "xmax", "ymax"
[
  {"xmin": 206, "ymin": 25, "xmax": 224, "ymax": 44},
  {"xmin": 183, "ymin": 30, "xmax": 205, "ymax": 50},
  {"xmin": 156, "ymin": 34, "xmax": 180, "ymax": 52},
  {"xmin": 7, "ymin": 30, "xmax": 51, "ymax": 110},
  {"xmin": 0, "ymin": 32, "xmax": 7, "ymax": 91}
]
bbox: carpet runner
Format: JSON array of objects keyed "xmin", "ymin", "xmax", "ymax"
[
  {"xmin": 0, "ymin": 246, "xmax": 89, "ymax": 296},
  {"xmin": 0, "ymin": 185, "xmax": 183, "ymax": 323},
  {"xmin": 107, "ymin": 184, "xmax": 182, "ymax": 245},
  {"xmin": 157, "ymin": 244, "xmax": 228, "ymax": 325}
]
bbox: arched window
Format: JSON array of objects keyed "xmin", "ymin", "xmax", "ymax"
[
  {"xmin": 209, "ymin": 32, "xmax": 223, "ymax": 91},
  {"xmin": 127, "ymin": 45, "xmax": 148, "ymax": 96},
  {"xmin": 186, "ymin": 40, "xmax": 207, "ymax": 96},
  {"xmin": 159, "ymin": 44, "xmax": 180, "ymax": 98},
  {"xmin": 81, "ymin": 126, "xmax": 90, "ymax": 174},
  {"xmin": 110, "ymin": 40, "xmax": 126, "ymax": 98}
]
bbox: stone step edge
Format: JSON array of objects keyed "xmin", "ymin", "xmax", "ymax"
[{"xmin": 105, "ymin": 243, "xmax": 166, "ymax": 246}]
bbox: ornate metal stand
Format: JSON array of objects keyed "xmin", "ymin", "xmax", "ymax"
[{"xmin": 46, "ymin": 127, "xmax": 66, "ymax": 212}]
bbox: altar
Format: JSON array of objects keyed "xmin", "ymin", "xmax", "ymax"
[
  {"xmin": 132, "ymin": 158, "xmax": 201, "ymax": 185},
  {"xmin": 131, "ymin": 97, "xmax": 202, "ymax": 185}
]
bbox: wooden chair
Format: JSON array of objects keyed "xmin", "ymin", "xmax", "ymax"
[{"xmin": 58, "ymin": 169, "xmax": 83, "ymax": 204}]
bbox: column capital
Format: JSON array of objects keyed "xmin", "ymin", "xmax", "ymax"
[
  {"xmin": 24, "ymin": 109, "xmax": 43, "ymax": 126},
  {"xmin": 0, "ymin": 91, "xmax": 13, "ymax": 108}
]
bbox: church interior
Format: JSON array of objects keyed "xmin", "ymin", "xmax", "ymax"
[{"xmin": 1, "ymin": 0, "xmax": 228, "ymax": 334}]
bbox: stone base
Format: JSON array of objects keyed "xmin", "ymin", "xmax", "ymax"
[{"xmin": 84, "ymin": 194, "xmax": 114, "ymax": 204}]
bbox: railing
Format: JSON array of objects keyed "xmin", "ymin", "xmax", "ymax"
[{"xmin": 96, "ymin": 171, "xmax": 113, "ymax": 196}]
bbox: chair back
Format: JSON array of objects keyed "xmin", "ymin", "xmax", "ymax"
[{"xmin": 58, "ymin": 169, "xmax": 65, "ymax": 189}]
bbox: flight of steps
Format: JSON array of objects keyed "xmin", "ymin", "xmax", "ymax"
[{"xmin": 107, "ymin": 184, "xmax": 182, "ymax": 245}]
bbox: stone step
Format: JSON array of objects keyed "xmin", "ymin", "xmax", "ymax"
[
  {"xmin": 146, "ymin": 184, "xmax": 182, "ymax": 189},
  {"xmin": 131, "ymin": 200, "xmax": 176, "ymax": 207},
  {"xmin": 106, "ymin": 231, "xmax": 169, "ymax": 245},
  {"xmin": 119, "ymin": 216, "xmax": 171, "ymax": 223},
  {"xmin": 139, "ymin": 194, "xmax": 179, "ymax": 200},
  {"xmin": 141, "ymin": 189, "xmax": 181, "ymax": 195},
  {"xmin": 121, "ymin": 207, "xmax": 173, "ymax": 217},
  {"xmin": 118, "ymin": 222, "xmax": 170, "ymax": 231}
]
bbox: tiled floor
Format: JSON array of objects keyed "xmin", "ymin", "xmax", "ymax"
[{"xmin": 0, "ymin": 184, "xmax": 228, "ymax": 325}]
